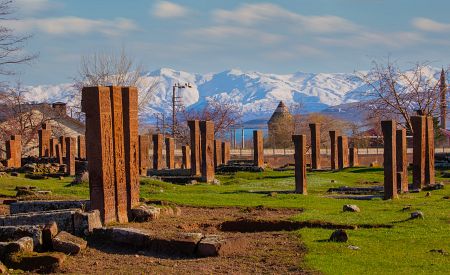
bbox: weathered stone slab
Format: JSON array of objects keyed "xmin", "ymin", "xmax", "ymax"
[
  {"xmin": 396, "ymin": 128, "xmax": 408, "ymax": 192},
  {"xmin": 411, "ymin": 115, "xmax": 426, "ymax": 189},
  {"xmin": 73, "ymin": 210, "xmax": 102, "ymax": 236},
  {"xmin": 200, "ymin": 121, "xmax": 215, "ymax": 183},
  {"xmin": 50, "ymin": 138, "xmax": 59, "ymax": 158},
  {"xmin": 253, "ymin": 130, "xmax": 264, "ymax": 167},
  {"xmin": 56, "ymin": 144, "xmax": 63, "ymax": 165},
  {"xmin": 130, "ymin": 205, "xmax": 160, "ymax": 222},
  {"xmin": 197, "ymin": 235, "xmax": 247, "ymax": 257},
  {"xmin": 59, "ymin": 135, "xmax": 66, "ymax": 157},
  {"xmin": 425, "ymin": 116, "xmax": 435, "ymax": 185},
  {"xmin": 0, "ymin": 225, "xmax": 43, "ymax": 249},
  {"xmin": 309, "ymin": 123, "xmax": 321, "ymax": 169},
  {"xmin": 5, "ymin": 251, "xmax": 66, "ymax": 273},
  {"xmin": 188, "ymin": 120, "xmax": 201, "ymax": 176},
  {"xmin": 222, "ymin": 141, "xmax": 230, "ymax": 165},
  {"xmin": 292, "ymin": 135, "xmax": 307, "ymax": 194},
  {"xmin": 165, "ymin": 137, "xmax": 175, "ymax": 169},
  {"xmin": 42, "ymin": 222, "xmax": 58, "ymax": 251},
  {"xmin": 349, "ymin": 147, "xmax": 358, "ymax": 167},
  {"xmin": 337, "ymin": 136, "xmax": 348, "ymax": 170},
  {"xmin": 77, "ymin": 135, "xmax": 86, "ymax": 159},
  {"xmin": 381, "ymin": 120, "xmax": 398, "ymax": 200},
  {"xmin": 38, "ymin": 124, "xmax": 51, "ymax": 157},
  {"xmin": 152, "ymin": 134, "xmax": 164, "ymax": 170},
  {"xmin": 329, "ymin": 131, "xmax": 338, "ymax": 170},
  {"xmin": 182, "ymin": 145, "xmax": 191, "ymax": 169},
  {"xmin": 52, "ymin": 231, "xmax": 87, "ymax": 254},
  {"xmin": 138, "ymin": 135, "xmax": 150, "ymax": 175},
  {"xmin": 214, "ymin": 139, "xmax": 222, "ymax": 168},
  {"xmin": 9, "ymin": 200, "xmax": 90, "ymax": 214},
  {"xmin": 82, "ymin": 86, "xmax": 116, "ymax": 224},
  {"xmin": 65, "ymin": 137, "xmax": 76, "ymax": 176}
]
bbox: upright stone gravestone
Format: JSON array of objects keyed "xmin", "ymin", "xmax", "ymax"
[
  {"xmin": 77, "ymin": 135, "xmax": 86, "ymax": 159},
  {"xmin": 82, "ymin": 86, "xmax": 117, "ymax": 224},
  {"xmin": 222, "ymin": 141, "xmax": 230, "ymax": 165},
  {"xmin": 56, "ymin": 144, "xmax": 63, "ymax": 165},
  {"xmin": 50, "ymin": 138, "xmax": 59, "ymax": 158},
  {"xmin": 188, "ymin": 120, "xmax": 201, "ymax": 176},
  {"xmin": 38, "ymin": 123, "xmax": 51, "ymax": 157},
  {"xmin": 110, "ymin": 86, "xmax": 128, "ymax": 223},
  {"xmin": 138, "ymin": 135, "xmax": 150, "ymax": 176},
  {"xmin": 425, "ymin": 116, "xmax": 435, "ymax": 185},
  {"xmin": 309, "ymin": 123, "xmax": 321, "ymax": 169},
  {"xmin": 337, "ymin": 136, "xmax": 348, "ymax": 170},
  {"xmin": 200, "ymin": 120, "xmax": 215, "ymax": 183},
  {"xmin": 165, "ymin": 137, "xmax": 175, "ymax": 169},
  {"xmin": 122, "ymin": 87, "xmax": 139, "ymax": 215},
  {"xmin": 59, "ymin": 136, "xmax": 66, "ymax": 157},
  {"xmin": 65, "ymin": 137, "xmax": 76, "ymax": 176},
  {"xmin": 396, "ymin": 128, "xmax": 408, "ymax": 192},
  {"xmin": 349, "ymin": 147, "xmax": 358, "ymax": 167},
  {"xmin": 11, "ymin": 135, "xmax": 21, "ymax": 167},
  {"xmin": 214, "ymin": 139, "xmax": 222, "ymax": 169},
  {"xmin": 253, "ymin": 130, "xmax": 264, "ymax": 167},
  {"xmin": 182, "ymin": 145, "xmax": 191, "ymax": 169},
  {"xmin": 152, "ymin": 134, "xmax": 164, "ymax": 170},
  {"xmin": 381, "ymin": 120, "xmax": 398, "ymax": 200},
  {"xmin": 411, "ymin": 116, "xmax": 426, "ymax": 189},
  {"xmin": 329, "ymin": 131, "xmax": 338, "ymax": 170},
  {"xmin": 292, "ymin": 135, "xmax": 307, "ymax": 194}
]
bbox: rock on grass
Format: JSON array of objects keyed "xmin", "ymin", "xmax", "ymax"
[{"xmin": 329, "ymin": 229, "xmax": 348, "ymax": 242}]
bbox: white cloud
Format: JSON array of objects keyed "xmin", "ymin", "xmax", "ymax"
[
  {"xmin": 213, "ymin": 3, "xmax": 358, "ymax": 33},
  {"xmin": 15, "ymin": 0, "xmax": 59, "ymax": 14},
  {"xmin": 412, "ymin": 17, "xmax": 450, "ymax": 32},
  {"xmin": 317, "ymin": 32, "xmax": 424, "ymax": 48},
  {"xmin": 152, "ymin": 1, "xmax": 189, "ymax": 18},
  {"xmin": 187, "ymin": 26, "xmax": 283, "ymax": 44},
  {"xmin": 6, "ymin": 16, "xmax": 137, "ymax": 36}
]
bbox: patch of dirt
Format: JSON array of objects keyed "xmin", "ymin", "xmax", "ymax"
[{"xmin": 61, "ymin": 206, "xmax": 315, "ymax": 274}]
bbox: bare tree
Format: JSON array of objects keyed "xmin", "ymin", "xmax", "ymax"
[
  {"xmin": 73, "ymin": 48, "xmax": 159, "ymax": 119},
  {"xmin": 0, "ymin": 0, "xmax": 37, "ymax": 79},
  {"xmin": 358, "ymin": 60, "xmax": 446, "ymax": 132}
]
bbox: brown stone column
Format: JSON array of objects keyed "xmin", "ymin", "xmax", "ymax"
[
  {"xmin": 396, "ymin": 128, "xmax": 408, "ymax": 192},
  {"xmin": 292, "ymin": 135, "xmax": 307, "ymax": 194},
  {"xmin": 425, "ymin": 116, "xmax": 435, "ymax": 185},
  {"xmin": 253, "ymin": 130, "xmax": 264, "ymax": 167},
  {"xmin": 337, "ymin": 136, "xmax": 348, "ymax": 170},
  {"xmin": 200, "ymin": 120, "xmax": 215, "ymax": 183},
  {"xmin": 329, "ymin": 131, "xmax": 338, "ymax": 170},
  {"xmin": 81, "ymin": 86, "xmax": 116, "ymax": 224},
  {"xmin": 122, "ymin": 87, "xmax": 140, "ymax": 214},
  {"xmin": 77, "ymin": 135, "xmax": 86, "ymax": 159},
  {"xmin": 56, "ymin": 144, "xmax": 63, "ymax": 165},
  {"xmin": 349, "ymin": 147, "xmax": 358, "ymax": 167},
  {"xmin": 65, "ymin": 137, "xmax": 76, "ymax": 176},
  {"xmin": 6, "ymin": 137, "xmax": 18, "ymax": 168},
  {"xmin": 309, "ymin": 123, "xmax": 321, "ymax": 169},
  {"xmin": 138, "ymin": 135, "xmax": 150, "ymax": 176},
  {"xmin": 50, "ymin": 138, "xmax": 59, "ymax": 157},
  {"xmin": 411, "ymin": 116, "xmax": 426, "ymax": 189},
  {"xmin": 381, "ymin": 120, "xmax": 398, "ymax": 200},
  {"xmin": 188, "ymin": 120, "xmax": 201, "ymax": 176},
  {"xmin": 182, "ymin": 145, "xmax": 191, "ymax": 169},
  {"xmin": 222, "ymin": 141, "xmax": 230, "ymax": 165},
  {"xmin": 110, "ymin": 86, "xmax": 128, "ymax": 223},
  {"xmin": 38, "ymin": 123, "xmax": 51, "ymax": 157},
  {"xmin": 59, "ymin": 136, "xmax": 66, "ymax": 157},
  {"xmin": 152, "ymin": 134, "xmax": 164, "ymax": 170},
  {"xmin": 214, "ymin": 139, "xmax": 222, "ymax": 168},
  {"xmin": 10, "ymin": 135, "xmax": 21, "ymax": 167},
  {"xmin": 165, "ymin": 137, "xmax": 175, "ymax": 169}
]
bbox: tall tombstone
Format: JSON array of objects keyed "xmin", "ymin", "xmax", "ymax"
[
  {"xmin": 337, "ymin": 136, "xmax": 348, "ymax": 170},
  {"xmin": 309, "ymin": 123, "xmax": 321, "ymax": 170},
  {"xmin": 222, "ymin": 141, "xmax": 230, "ymax": 165},
  {"xmin": 214, "ymin": 139, "xmax": 222, "ymax": 169},
  {"xmin": 56, "ymin": 144, "xmax": 63, "ymax": 165},
  {"xmin": 82, "ymin": 86, "xmax": 117, "ymax": 224},
  {"xmin": 5, "ymin": 139, "xmax": 15, "ymax": 168},
  {"xmin": 165, "ymin": 137, "xmax": 175, "ymax": 169},
  {"xmin": 59, "ymin": 136, "xmax": 66, "ymax": 157},
  {"xmin": 188, "ymin": 120, "xmax": 201, "ymax": 176},
  {"xmin": 38, "ymin": 123, "xmax": 51, "ymax": 157},
  {"xmin": 10, "ymin": 135, "xmax": 21, "ymax": 167},
  {"xmin": 292, "ymin": 135, "xmax": 307, "ymax": 194},
  {"xmin": 381, "ymin": 120, "xmax": 398, "ymax": 200},
  {"xmin": 200, "ymin": 120, "xmax": 215, "ymax": 183},
  {"xmin": 50, "ymin": 138, "xmax": 59, "ymax": 157},
  {"xmin": 122, "ymin": 87, "xmax": 140, "ymax": 215},
  {"xmin": 182, "ymin": 145, "xmax": 191, "ymax": 169},
  {"xmin": 396, "ymin": 128, "xmax": 408, "ymax": 193},
  {"xmin": 77, "ymin": 135, "xmax": 86, "ymax": 159},
  {"xmin": 425, "ymin": 116, "xmax": 435, "ymax": 185},
  {"xmin": 152, "ymin": 134, "xmax": 164, "ymax": 170},
  {"xmin": 349, "ymin": 147, "xmax": 358, "ymax": 167},
  {"xmin": 329, "ymin": 131, "xmax": 338, "ymax": 170},
  {"xmin": 138, "ymin": 135, "xmax": 150, "ymax": 176},
  {"xmin": 411, "ymin": 115, "xmax": 426, "ymax": 189},
  {"xmin": 253, "ymin": 130, "xmax": 264, "ymax": 167},
  {"xmin": 65, "ymin": 137, "xmax": 76, "ymax": 176},
  {"xmin": 110, "ymin": 86, "xmax": 128, "ymax": 223}
]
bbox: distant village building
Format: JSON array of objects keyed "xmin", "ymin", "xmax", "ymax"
[{"xmin": 267, "ymin": 101, "xmax": 294, "ymax": 148}]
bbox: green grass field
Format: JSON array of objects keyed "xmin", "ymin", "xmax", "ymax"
[{"xmin": 0, "ymin": 167, "xmax": 449, "ymax": 274}]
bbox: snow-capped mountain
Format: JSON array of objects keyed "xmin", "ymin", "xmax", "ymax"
[{"xmin": 24, "ymin": 67, "xmax": 444, "ymax": 122}]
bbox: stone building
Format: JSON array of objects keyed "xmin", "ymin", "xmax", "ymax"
[{"xmin": 267, "ymin": 101, "xmax": 294, "ymax": 148}]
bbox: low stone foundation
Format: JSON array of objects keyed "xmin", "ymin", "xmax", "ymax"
[{"xmin": 10, "ymin": 200, "xmax": 91, "ymax": 215}]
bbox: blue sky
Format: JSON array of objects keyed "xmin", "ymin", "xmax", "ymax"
[{"xmin": 5, "ymin": 0, "xmax": 450, "ymax": 84}]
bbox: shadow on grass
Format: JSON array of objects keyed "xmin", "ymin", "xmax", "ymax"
[
  {"xmin": 348, "ymin": 167, "xmax": 384, "ymax": 173},
  {"xmin": 221, "ymin": 190, "xmax": 296, "ymax": 195}
]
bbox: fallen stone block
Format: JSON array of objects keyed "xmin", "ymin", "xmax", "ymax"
[
  {"xmin": 5, "ymin": 251, "xmax": 66, "ymax": 273},
  {"xmin": 169, "ymin": 233, "xmax": 203, "ymax": 255},
  {"xmin": 73, "ymin": 210, "xmax": 102, "ymax": 236},
  {"xmin": 9, "ymin": 200, "xmax": 90, "ymax": 214},
  {"xmin": 197, "ymin": 235, "xmax": 247, "ymax": 257},
  {"xmin": 42, "ymin": 222, "xmax": 58, "ymax": 251},
  {"xmin": 343, "ymin": 204, "xmax": 360, "ymax": 212},
  {"xmin": 0, "ymin": 225, "xmax": 43, "ymax": 249},
  {"xmin": 52, "ymin": 231, "xmax": 87, "ymax": 255},
  {"xmin": 3, "ymin": 237, "xmax": 34, "ymax": 256},
  {"xmin": 131, "ymin": 205, "xmax": 160, "ymax": 222},
  {"xmin": 329, "ymin": 229, "xmax": 348, "ymax": 242}
]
